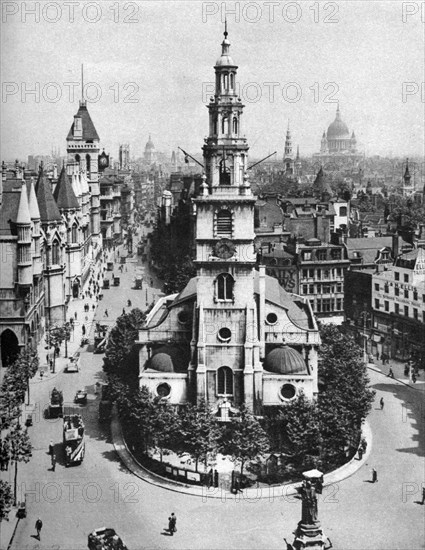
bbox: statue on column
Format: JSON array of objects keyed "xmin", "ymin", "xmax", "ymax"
[{"xmin": 301, "ymin": 480, "xmax": 318, "ymax": 524}]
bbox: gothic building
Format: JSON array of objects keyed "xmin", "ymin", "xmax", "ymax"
[{"xmin": 137, "ymin": 28, "xmax": 320, "ymax": 415}]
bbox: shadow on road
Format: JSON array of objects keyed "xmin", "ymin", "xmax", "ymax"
[{"xmin": 371, "ymin": 381, "xmax": 424, "ymax": 458}]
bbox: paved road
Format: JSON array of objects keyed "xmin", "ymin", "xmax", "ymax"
[{"xmin": 5, "ymin": 244, "xmax": 425, "ymax": 550}]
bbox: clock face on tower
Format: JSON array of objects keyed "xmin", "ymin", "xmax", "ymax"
[{"xmin": 214, "ymin": 239, "xmax": 236, "ymax": 260}]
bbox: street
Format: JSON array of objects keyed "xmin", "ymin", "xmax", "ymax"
[{"xmin": 3, "ymin": 248, "xmax": 424, "ymax": 550}]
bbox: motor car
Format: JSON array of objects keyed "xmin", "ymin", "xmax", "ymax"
[
  {"xmin": 74, "ymin": 389, "xmax": 88, "ymax": 405},
  {"xmin": 88, "ymin": 527, "xmax": 128, "ymax": 550},
  {"xmin": 65, "ymin": 352, "xmax": 80, "ymax": 373}
]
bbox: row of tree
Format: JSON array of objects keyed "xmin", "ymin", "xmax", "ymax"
[
  {"xmin": 109, "ymin": 324, "xmax": 375, "ymax": 483},
  {"xmin": 0, "ymin": 349, "xmax": 37, "ymax": 519}
]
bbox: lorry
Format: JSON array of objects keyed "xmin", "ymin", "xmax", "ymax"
[
  {"xmin": 65, "ymin": 351, "xmax": 80, "ymax": 373},
  {"xmin": 63, "ymin": 414, "xmax": 85, "ymax": 466},
  {"xmin": 88, "ymin": 527, "xmax": 128, "ymax": 550},
  {"xmin": 48, "ymin": 388, "xmax": 63, "ymax": 418}
]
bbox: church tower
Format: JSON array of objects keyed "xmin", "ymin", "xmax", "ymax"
[
  {"xmin": 283, "ymin": 122, "xmax": 294, "ymax": 175},
  {"xmin": 66, "ymin": 67, "xmax": 101, "ymax": 246},
  {"xmin": 193, "ymin": 24, "xmax": 259, "ymax": 409}
]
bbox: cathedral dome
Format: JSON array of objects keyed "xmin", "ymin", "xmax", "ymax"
[
  {"xmin": 145, "ymin": 135, "xmax": 155, "ymax": 151},
  {"xmin": 327, "ymin": 106, "xmax": 350, "ymax": 139},
  {"xmin": 264, "ymin": 345, "xmax": 308, "ymax": 375}
]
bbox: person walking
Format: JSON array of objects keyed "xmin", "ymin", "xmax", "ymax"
[
  {"xmin": 168, "ymin": 513, "xmax": 177, "ymax": 535},
  {"xmin": 380, "ymin": 397, "xmax": 384, "ymax": 410},
  {"xmin": 48, "ymin": 441, "xmax": 54, "ymax": 456},
  {"xmin": 51, "ymin": 453, "xmax": 56, "ymax": 472},
  {"xmin": 371, "ymin": 468, "xmax": 378, "ymax": 483},
  {"xmin": 105, "ymin": 309, "xmax": 108, "ymax": 318},
  {"xmin": 74, "ymin": 311, "xmax": 77, "ymax": 320},
  {"xmin": 387, "ymin": 368, "xmax": 394, "ymax": 378},
  {"xmin": 82, "ymin": 324, "xmax": 86, "ymax": 336},
  {"xmin": 35, "ymin": 518, "xmax": 43, "ymax": 539},
  {"xmin": 421, "ymin": 487, "xmax": 425, "ymax": 505}
]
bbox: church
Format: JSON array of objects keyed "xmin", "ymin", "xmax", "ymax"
[
  {"xmin": 313, "ymin": 105, "xmax": 363, "ymax": 167},
  {"xmin": 136, "ymin": 28, "xmax": 320, "ymax": 416}
]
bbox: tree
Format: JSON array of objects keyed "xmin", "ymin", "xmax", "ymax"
[
  {"xmin": 0, "ymin": 481, "xmax": 13, "ymax": 522},
  {"xmin": 150, "ymin": 397, "xmax": 179, "ymax": 462},
  {"xmin": 220, "ymin": 405, "xmax": 270, "ymax": 478},
  {"xmin": 178, "ymin": 400, "xmax": 223, "ymax": 471},
  {"xmin": 103, "ymin": 308, "xmax": 146, "ymax": 385},
  {"xmin": 5, "ymin": 425, "xmax": 32, "ymax": 505},
  {"xmin": 318, "ymin": 324, "xmax": 375, "ymax": 469}
]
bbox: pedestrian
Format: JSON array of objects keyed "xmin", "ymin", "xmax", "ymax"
[
  {"xmin": 82, "ymin": 324, "xmax": 86, "ymax": 336},
  {"xmin": 358, "ymin": 447, "xmax": 363, "ymax": 460},
  {"xmin": 92, "ymin": 304, "xmax": 95, "ymax": 311},
  {"xmin": 169, "ymin": 513, "xmax": 177, "ymax": 535},
  {"xmin": 48, "ymin": 440, "xmax": 54, "ymax": 455},
  {"xmin": 361, "ymin": 439, "xmax": 367, "ymax": 453},
  {"xmin": 380, "ymin": 397, "xmax": 384, "ymax": 410},
  {"xmin": 381, "ymin": 353, "xmax": 386, "ymax": 365},
  {"xmin": 51, "ymin": 453, "xmax": 56, "ymax": 472},
  {"xmin": 35, "ymin": 518, "xmax": 43, "ymax": 539},
  {"xmin": 371, "ymin": 468, "xmax": 378, "ymax": 483},
  {"xmin": 412, "ymin": 372, "xmax": 417, "ymax": 384},
  {"xmin": 74, "ymin": 311, "xmax": 77, "ymax": 320},
  {"xmin": 49, "ymin": 358, "xmax": 53, "ymax": 371},
  {"xmin": 105, "ymin": 309, "xmax": 108, "ymax": 318},
  {"xmin": 150, "ymin": 278, "xmax": 153, "ymax": 286},
  {"xmin": 387, "ymin": 368, "xmax": 394, "ymax": 378},
  {"xmin": 376, "ymin": 351, "xmax": 380, "ymax": 361}
]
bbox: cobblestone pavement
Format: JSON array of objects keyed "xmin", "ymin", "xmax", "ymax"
[{"xmin": 1, "ymin": 235, "xmax": 424, "ymax": 550}]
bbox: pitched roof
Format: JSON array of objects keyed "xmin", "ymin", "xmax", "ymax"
[
  {"xmin": 66, "ymin": 103, "xmax": 100, "ymax": 141},
  {"xmin": 16, "ymin": 182, "xmax": 31, "ymax": 225},
  {"xmin": 27, "ymin": 179, "xmax": 40, "ymax": 220},
  {"xmin": 54, "ymin": 166, "xmax": 79, "ymax": 210},
  {"xmin": 35, "ymin": 167, "xmax": 61, "ymax": 222},
  {"xmin": 0, "ymin": 178, "xmax": 21, "ymax": 236}
]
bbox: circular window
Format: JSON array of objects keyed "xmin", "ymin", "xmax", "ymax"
[
  {"xmin": 156, "ymin": 383, "xmax": 171, "ymax": 398},
  {"xmin": 177, "ymin": 310, "xmax": 190, "ymax": 324},
  {"xmin": 266, "ymin": 312, "xmax": 278, "ymax": 325},
  {"xmin": 280, "ymin": 384, "xmax": 297, "ymax": 400},
  {"xmin": 218, "ymin": 327, "xmax": 232, "ymax": 343}
]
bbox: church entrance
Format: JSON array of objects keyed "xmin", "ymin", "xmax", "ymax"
[{"xmin": 1, "ymin": 329, "xmax": 20, "ymax": 368}]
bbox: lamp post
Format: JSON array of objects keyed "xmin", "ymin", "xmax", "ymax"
[{"xmin": 360, "ymin": 311, "xmax": 371, "ymax": 365}]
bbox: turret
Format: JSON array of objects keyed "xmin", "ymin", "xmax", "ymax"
[
  {"xmin": 16, "ymin": 182, "xmax": 33, "ymax": 286},
  {"xmin": 28, "ymin": 178, "xmax": 42, "ymax": 276},
  {"xmin": 283, "ymin": 122, "xmax": 294, "ymax": 175}
]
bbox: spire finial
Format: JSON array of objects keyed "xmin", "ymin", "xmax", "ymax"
[
  {"xmin": 81, "ymin": 63, "xmax": 84, "ymax": 102},
  {"xmin": 224, "ymin": 18, "xmax": 228, "ymax": 38}
]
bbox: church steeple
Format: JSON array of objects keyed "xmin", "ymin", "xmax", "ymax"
[
  {"xmin": 203, "ymin": 25, "xmax": 249, "ymax": 188},
  {"xmin": 283, "ymin": 121, "xmax": 294, "ymax": 175}
]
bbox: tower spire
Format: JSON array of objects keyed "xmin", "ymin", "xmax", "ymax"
[{"xmin": 81, "ymin": 64, "xmax": 86, "ymax": 106}]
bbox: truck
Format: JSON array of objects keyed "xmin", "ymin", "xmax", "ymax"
[
  {"xmin": 63, "ymin": 414, "xmax": 85, "ymax": 466},
  {"xmin": 88, "ymin": 527, "xmax": 128, "ymax": 550},
  {"xmin": 48, "ymin": 387, "xmax": 63, "ymax": 418},
  {"xmin": 65, "ymin": 351, "xmax": 80, "ymax": 373}
]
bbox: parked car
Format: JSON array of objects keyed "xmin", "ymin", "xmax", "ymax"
[
  {"xmin": 65, "ymin": 352, "xmax": 80, "ymax": 373},
  {"xmin": 88, "ymin": 527, "xmax": 128, "ymax": 550}
]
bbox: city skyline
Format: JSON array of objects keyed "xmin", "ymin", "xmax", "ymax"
[{"xmin": 1, "ymin": 1, "xmax": 424, "ymax": 161}]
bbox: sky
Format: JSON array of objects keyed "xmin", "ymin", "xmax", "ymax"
[{"xmin": 1, "ymin": 0, "xmax": 424, "ymax": 161}]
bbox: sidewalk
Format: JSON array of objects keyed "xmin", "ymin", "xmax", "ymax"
[{"xmin": 367, "ymin": 357, "xmax": 425, "ymax": 393}]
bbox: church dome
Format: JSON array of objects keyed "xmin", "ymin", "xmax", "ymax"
[
  {"xmin": 264, "ymin": 345, "xmax": 308, "ymax": 375},
  {"xmin": 145, "ymin": 135, "xmax": 155, "ymax": 151},
  {"xmin": 327, "ymin": 106, "xmax": 350, "ymax": 140},
  {"xmin": 147, "ymin": 345, "xmax": 189, "ymax": 373}
]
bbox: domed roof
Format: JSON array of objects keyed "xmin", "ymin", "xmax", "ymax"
[
  {"xmin": 264, "ymin": 345, "xmax": 308, "ymax": 375},
  {"xmin": 327, "ymin": 106, "xmax": 350, "ymax": 140},
  {"xmin": 147, "ymin": 345, "xmax": 189, "ymax": 373},
  {"xmin": 145, "ymin": 135, "xmax": 155, "ymax": 151}
]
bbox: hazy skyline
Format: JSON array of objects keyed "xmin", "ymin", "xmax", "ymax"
[{"xmin": 1, "ymin": 0, "xmax": 424, "ymax": 162}]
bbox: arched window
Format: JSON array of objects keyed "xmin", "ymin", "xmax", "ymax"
[
  {"xmin": 214, "ymin": 117, "xmax": 218, "ymax": 135},
  {"xmin": 230, "ymin": 73, "xmax": 234, "ymax": 89},
  {"xmin": 233, "ymin": 117, "xmax": 238, "ymax": 134},
  {"xmin": 86, "ymin": 154, "xmax": 91, "ymax": 175},
  {"xmin": 221, "ymin": 116, "xmax": 228, "ymax": 135},
  {"xmin": 51, "ymin": 241, "xmax": 60, "ymax": 265},
  {"xmin": 217, "ymin": 366, "xmax": 233, "ymax": 395},
  {"xmin": 75, "ymin": 154, "xmax": 80, "ymax": 164},
  {"xmin": 217, "ymin": 273, "xmax": 234, "ymax": 301},
  {"xmin": 216, "ymin": 210, "xmax": 232, "ymax": 237},
  {"xmin": 71, "ymin": 225, "xmax": 78, "ymax": 243}
]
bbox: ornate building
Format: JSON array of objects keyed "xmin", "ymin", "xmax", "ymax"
[
  {"xmin": 137, "ymin": 28, "xmax": 320, "ymax": 415},
  {"xmin": 144, "ymin": 135, "xmax": 156, "ymax": 165},
  {"xmin": 314, "ymin": 105, "xmax": 362, "ymax": 167}
]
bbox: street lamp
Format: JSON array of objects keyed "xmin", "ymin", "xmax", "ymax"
[{"xmin": 360, "ymin": 311, "xmax": 371, "ymax": 365}]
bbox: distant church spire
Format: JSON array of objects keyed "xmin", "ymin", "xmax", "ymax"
[{"xmin": 80, "ymin": 64, "xmax": 86, "ymax": 106}]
